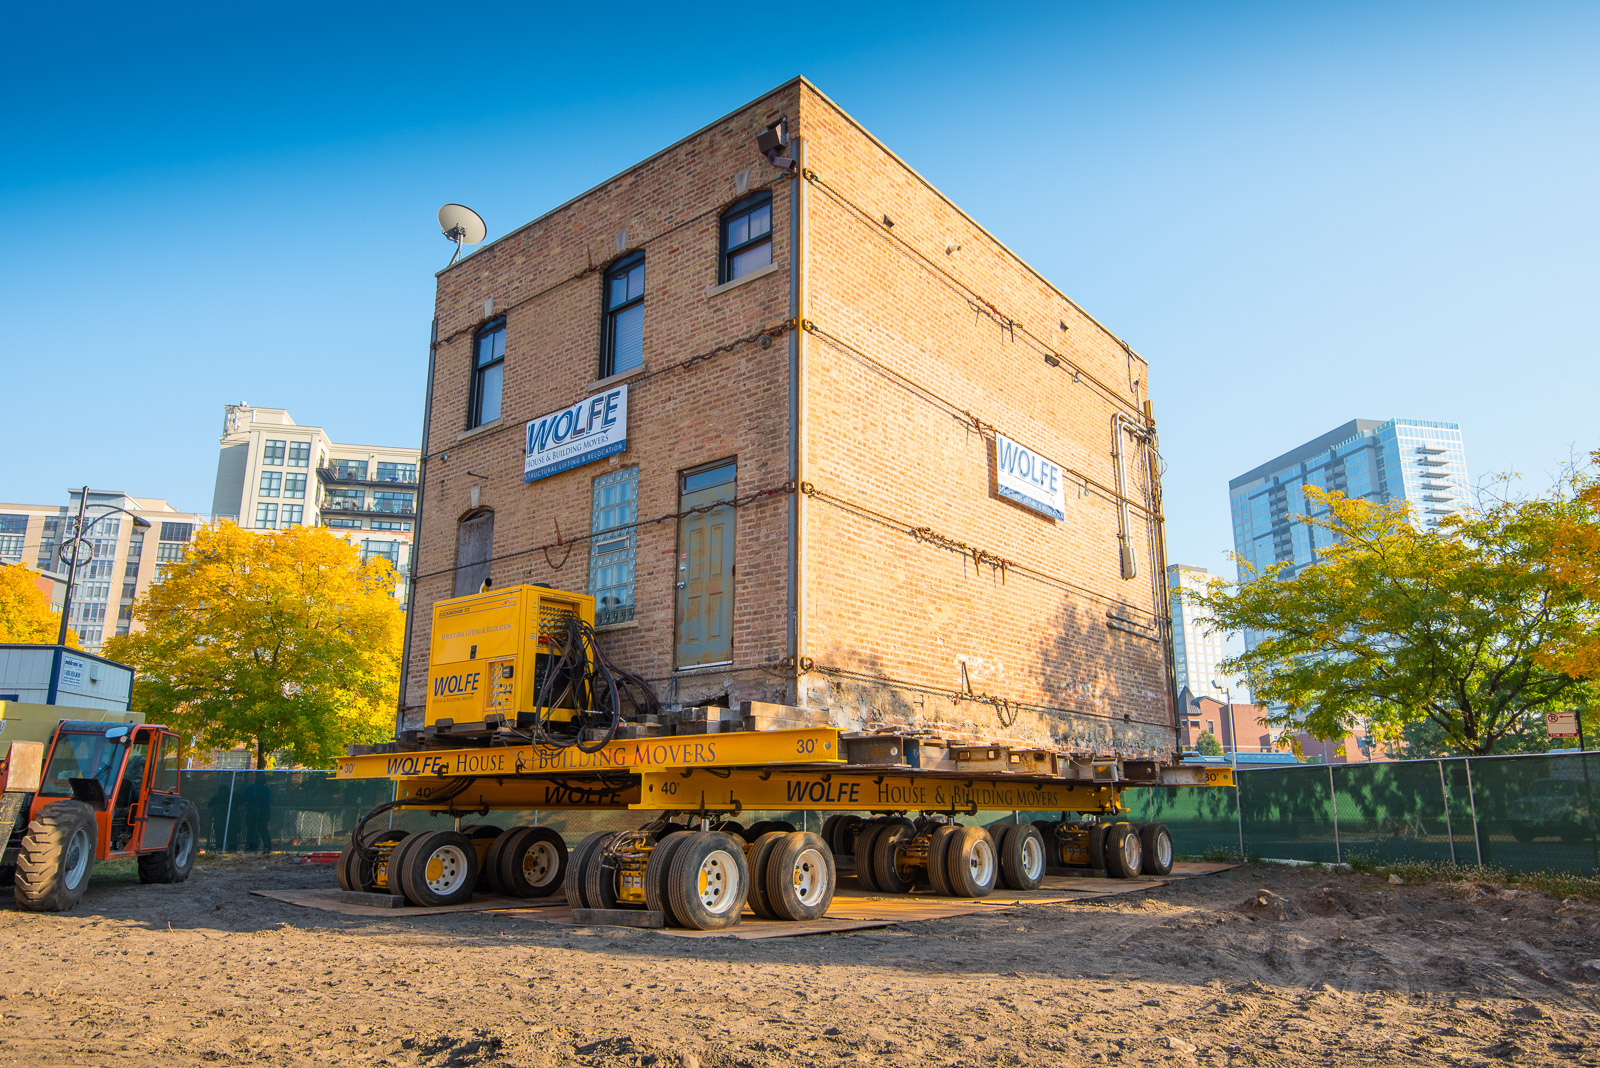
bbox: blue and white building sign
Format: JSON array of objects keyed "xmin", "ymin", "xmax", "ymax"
[
  {"xmin": 995, "ymin": 432, "xmax": 1065, "ymax": 520},
  {"xmin": 524, "ymin": 384, "xmax": 629, "ymax": 483}
]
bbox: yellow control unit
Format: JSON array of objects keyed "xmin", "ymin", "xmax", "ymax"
[{"xmin": 425, "ymin": 585, "xmax": 596, "ymax": 731}]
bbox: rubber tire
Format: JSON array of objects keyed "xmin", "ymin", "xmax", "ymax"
[
  {"xmin": 463, "ymin": 825, "xmax": 504, "ymax": 891},
  {"xmin": 563, "ymin": 831, "xmax": 613, "ymax": 910},
  {"xmin": 137, "ymin": 801, "xmax": 199, "ymax": 885},
  {"xmin": 341, "ymin": 828, "xmax": 408, "ymax": 893},
  {"xmin": 740, "ymin": 820, "xmax": 796, "ymax": 844},
  {"xmin": 490, "ymin": 827, "xmax": 568, "ymax": 898},
  {"xmin": 871, "ymin": 823, "xmax": 916, "ymax": 894},
  {"xmin": 384, "ymin": 830, "xmax": 430, "ymax": 897},
  {"xmin": 945, "ymin": 825, "xmax": 999, "ymax": 898},
  {"xmin": 1140, "ymin": 822, "xmax": 1174, "ymax": 876},
  {"xmin": 644, "ymin": 830, "xmax": 692, "ymax": 927},
  {"xmin": 765, "ymin": 831, "xmax": 835, "ymax": 921},
  {"xmin": 397, "ymin": 829, "xmax": 478, "ymax": 906},
  {"xmin": 832, "ymin": 815, "xmax": 867, "ymax": 856},
  {"xmin": 820, "ymin": 815, "xmax": 842, "ymax": 854},
  {"xmin": 926, "ymin": 825, "xmax": 958, "ymax": 896},
  {"xmin": 853, "ymin": 823, "xmax": 887, "ymax": 891},
  {"xmin": 14, "ymin": 800, "xmax": 97, "ymax": 912},
  {"xmin": 998, "ymin": 823, "xmax": 1046, "ymax": 891},
  {"xmin": 583, "ymin": 832, "xmax": 623, "ymax": 911},
  {"xmin": 666, "ymin": 831, "xmax": 749, "ymax": 931},
  {"xmin": 713, "ymin": 819, "xmax": 745, "ymax": 837},
  {"xmin": 1087, "ymin": 823, "xmax": 1111, "ymax": 871},
  {"xmin": 651, "ymin": 821, "xmax": 688, "ymax": 841},
  {"xmin": 745, "ymin": 830, "xmax": 790, "ymax": 920},
  {"xmin": 1103, "ymin": 822, "xmax": 1144, "ymax": 880}
]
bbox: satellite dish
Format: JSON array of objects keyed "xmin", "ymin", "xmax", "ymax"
[{"xmin": 438, "ymin": 204, "xmax": 487, "ymax": 266}]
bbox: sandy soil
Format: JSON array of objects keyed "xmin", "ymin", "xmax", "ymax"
[{"xmin": 0, "ymin": 857, "xmax": 1596, "ymax": 1067}]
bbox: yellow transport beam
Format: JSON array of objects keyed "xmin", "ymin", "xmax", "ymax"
[
  {"xmin": 396, "ymin": 776, "xmax": 641, "ymax": 810},
  {"xmin": 335, "ymin": 728, "xmax": 844, "ymax": 780},
  {"xmin": 634, "ymin": 768, "xmax": 1121, "ymax": 815}
]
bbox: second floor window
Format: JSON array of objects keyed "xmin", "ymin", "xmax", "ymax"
[
  {"xmin": 601, "ymin": 253, "xmax": 645, "ymax": 378},
  {"xmin": 720, "ymin": 193, "xmax": 772, "ymax": 282},
  {"xmin": 470, "ymin": 318, "xmax": 506, "ymax": 428}
]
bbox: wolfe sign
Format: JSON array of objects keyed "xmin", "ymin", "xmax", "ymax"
[
  {"xmin": 524, "ymin": 384, "xmax": 629, "ymax": 482},
  {"xmin": 994, "ymin": 432, "xmax": 1065, "ymax": 520}
]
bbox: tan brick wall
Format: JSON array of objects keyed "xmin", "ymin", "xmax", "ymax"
[
  {"xmin": 403, "ymin": 79, "xmax": 1175, "ymax": 757},
  {"xmin": 792, "ymin": 84, "xmax": 1173, "ymax": 755}
]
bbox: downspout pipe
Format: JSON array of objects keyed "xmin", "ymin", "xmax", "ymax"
[
  {"xmin": 397, "ymin": 315, "xmax": 439, "ymax": 738},
  {"xmin": 790, "ymin": 134, "xmax": 809, "ymax": 707}
]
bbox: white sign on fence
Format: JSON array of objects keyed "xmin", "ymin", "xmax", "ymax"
[
  {"xmin": 524, "ymin": 384, "xmax": 629, "ymax": 483},
  {"xmin": 1546, "ymin": 709, "xmax": 1580, "ymax": 739},
  {"xmin": 994, "ymin": 432, "xmax": 1065, "ymax": 520}
]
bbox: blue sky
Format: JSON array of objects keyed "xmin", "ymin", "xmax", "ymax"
[{"xmin": 3, "ymin": 1, "xmax": 1596, "ymax": 595}]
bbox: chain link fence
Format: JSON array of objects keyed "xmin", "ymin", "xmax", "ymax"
[{"xmin": 182, "ymin": 751, "xmax": 1599, "ymax": 875}]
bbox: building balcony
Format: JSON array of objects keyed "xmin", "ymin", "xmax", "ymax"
[
  {"xmin": 320, "ymin": 501, "xmax": 416, "ymax": 518},
  {"xmin": 316, "ymin": 467, "xmax": 419, "ymax": 489}
]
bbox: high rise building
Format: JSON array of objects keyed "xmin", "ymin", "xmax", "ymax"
[
  {"xmin": 1167, "ymin": 563, "xmax": 1226, "ymax": 706},
  {"xmin": 0, "ymin": 492, "xmax": 206, "ymax": 652},
  {"xmin": 1229, "ymin": 418, "xmax": 1470, "ymax": 582},
  {"xmin": 210, "ymin": 405, "xmax": 420, "ymax": 607}
]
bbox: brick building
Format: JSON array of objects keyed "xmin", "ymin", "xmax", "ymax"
[{"xmin": 402, "ymin": 78, "xmax": 1177, "ymax": 758}]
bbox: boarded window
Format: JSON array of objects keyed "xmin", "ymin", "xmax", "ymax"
[{"xmin": 454, "ymin": 511, "xmax": 495, "ymax": 597}]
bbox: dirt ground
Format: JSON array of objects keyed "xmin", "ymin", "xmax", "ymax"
[{"xmin": 0, "ymin": 857, "xmax": 1597, "ymax": 1067}]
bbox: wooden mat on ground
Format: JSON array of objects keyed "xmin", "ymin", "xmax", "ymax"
[{"xmin": 253, "ymin": 861, "xmax": 1239, "ymax": 934}]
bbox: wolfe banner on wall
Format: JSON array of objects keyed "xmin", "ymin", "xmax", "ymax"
[{"xmin": 525, "ymin": 384, "xmax": 629, "ymax": 482}]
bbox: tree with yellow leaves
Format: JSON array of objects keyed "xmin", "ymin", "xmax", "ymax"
[
  {"xmin": 1191, "ymin": 484, "xmax": 1599, "ymax": 755},
  {"xmin": 1542, "ymin": 452, "xmax": 1600, "ymax": 686},
  {"xmin": 105, "ymin": 522, "xmax": 403, "ymax": 769},
  {"xmin": 0, "ymin": 564, "xmax": 78, "ymax": 647}
]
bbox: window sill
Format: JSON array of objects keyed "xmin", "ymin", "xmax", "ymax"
[
  {"xmin": 587, "ymin": 361, "xmax": 649, "ymax": 393},
  {"xmin": 455, "ymin": 418, "xmax": 504, "ymax": 443},
  {"xmin": 595, "ymin": 619, "xmax": 640, "ymax": 633},
  {"xmin": 704, "ymin": 261, "xmax": 781, "ymax": 298}
]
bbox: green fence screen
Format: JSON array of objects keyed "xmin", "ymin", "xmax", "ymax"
[{"xmin": 182, "ymin": 751, "xmax": 1600, "ymax": 875}]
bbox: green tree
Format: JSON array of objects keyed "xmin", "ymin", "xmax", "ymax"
[
  {"xmin": 105, "ymin": 522, "xmax": 403, "ymax": 768},
  {"xmin": 1195, "ymin": 730, "xmax": 1224, "ymax": 757},
  {"xmin": 0, "ymin": 563, "xmax": 78, "ymax": 647},
  {"xmin": 1191, "ymin": 484, "xmax": 1598, "ymax": 756}
]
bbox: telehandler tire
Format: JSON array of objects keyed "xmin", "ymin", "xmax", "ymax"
[
  {"xmin": 944, "ymin": 825, "xmax": 998, "ymax": 898},
  {"xmin": 138, "ymin": 801, "xmax": 199, "ymax": 884},
  {"xmin": 14, "ymin": 800, "xmax": 97, "ymax": 912},
  {"xmin": 765, "ymin": 831, "xmax": 835, "ymax": 921},
  {"xmin": 666, "ymin": 831, "xmax": 748, "ymax": 930},
  {"xmin": 489, "ymin": 826, "xmax": 567, "ymax": 898},
  {"xmin": 396, "ymin": 829, "xmax": 478, "ymax": 906}
]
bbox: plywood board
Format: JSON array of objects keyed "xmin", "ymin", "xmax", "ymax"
[{"xmin": 251, "ymin": 888, "xmax": 566, "ymax": 918}]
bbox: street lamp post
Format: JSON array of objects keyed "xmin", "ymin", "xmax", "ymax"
[
  {"xmin": 47, "ymin": 487, "xmax": 151, "ymax": 703},
  {"xmin": 1214, "ymin": 679, "xmax": 1245, "ymax": 858}
]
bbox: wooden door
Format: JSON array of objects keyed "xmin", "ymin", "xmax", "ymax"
[{"xmin": 675, "ymin": 462, "xmax": 736, "ymax": 668}]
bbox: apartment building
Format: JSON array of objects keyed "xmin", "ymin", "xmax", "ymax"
[
  {"xmin": 401, "ymin": 78, "xmax": 1176, "ymax": 757},
  {"xmin": 210, "ymin": 405, "xmax": 420, "ymax": 605},
  {"xmin": 0, "ymin": 492, "xmax": 206, "ymax": 652}
]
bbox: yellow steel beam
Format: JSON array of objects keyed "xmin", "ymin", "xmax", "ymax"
[
  {"xmin": 335, "ymin": 728, "xmax": 843, "ymax": 780},
  {"xmin": 396, "ymin": 777, "xmax": 639, "ymax": 810},
  {"xmin": 633, "ymin": 768, "xmax": 1121, "ymax": 814}
]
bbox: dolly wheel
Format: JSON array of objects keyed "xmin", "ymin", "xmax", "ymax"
[
  {"xmin": 490, "ymin": 827, "xmax": 568, "ymax": 898},
  {"xmin": 745, "ymin": 831, "xmax": 790, "ymax": 920},
  {"xmin": 1140, "ymin": 822, "xmax": 1174, "ymax": 876},
  {"xmin": 1103, "ymin": 822, "xmax": 1144, "ymax": 879},
  {"xmin": 14, "ymin": 800, "xmax": 97, "ymax": 912},
  {"xmin": 998, "ymin": 824, "xmax": 1046, "ymax": 891},
  {"xmin": 766, "ymin": 831, "xmax": 835, "ymax": 921},
  {"xmin": 644, "ymin": 830, "xmax": 692, "ymax": 927},
  {"xmin": 563, "ymin": 831, "xmax": 614, "ymax": 910},
  {"xmin": 925, "ymin": 825, "xmax": 958, "ymax": 896},
  {"xmin": 945, "ymin": 825, "xmax": 998, "ymax": 898},
  {"xmin": 667, "ymin": 831, "xmax": 749, "ymax": 930},
  {"xmin": 397, "ymin": 829, "xmax": 478, "ymax": 906},
  {"xmin": 870, "ymin": 823, "xmax": 916, "ymax": 894},
  {"xmin": 852, "ymin": 823, "xmax": 886, "ymax": 891}
]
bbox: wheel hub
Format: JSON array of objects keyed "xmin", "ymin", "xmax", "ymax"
[
  {"xmin": 425, "ymin": 845, "xmax": 469, "ymax": 894},
  {"xmin": 696, "ymin": 849, "xmax": 737, "ymax": 914},
  {"xmin": 791, "ymin": 847, "xmax": 826, "ymax": 905},
  {"xmin": 523, "ymin": 842, "xmax": 556, "ymax": 885}
]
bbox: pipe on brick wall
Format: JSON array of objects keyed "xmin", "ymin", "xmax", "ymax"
[
  {"xmin": 1110, "ymin": 413, "xmax": 1143, "ymax": 581},
  {"xmin": 790, "ymin": 133, "xmax": 810, "ymax": 707}
]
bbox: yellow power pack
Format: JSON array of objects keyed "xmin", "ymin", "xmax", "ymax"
[{"xmin": 425, "ymin": 585, "xmax": 596, "ymax": 729}]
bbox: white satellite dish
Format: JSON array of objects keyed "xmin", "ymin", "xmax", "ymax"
[{"xmin": 438, "ymin": 203, "xmax": 487, "ymax": 266}]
